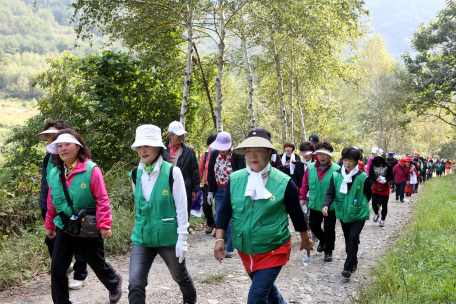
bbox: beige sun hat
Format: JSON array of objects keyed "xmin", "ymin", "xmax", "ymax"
[
  {"xmin": 35, "ymin": 127, "xmax": 59, "ymax": 141},
  {"xmin": 131, "ymin": 125, "xmax": 166, "ymax": 151},
  {"xmin": 233, "ymin": 130, "xmax": 277, "ymax": 156}
]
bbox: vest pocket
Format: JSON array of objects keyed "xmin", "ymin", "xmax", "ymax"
[
  {"xmin": 157, "ymin": 218, "xmax": 178, "ymax": 246},
  {"xmin": 348, "ymin": 203, "xmax": 364, "ymax": 221},
  {"xmin": 308, "ymin": 180, "xmax": 316, "ymax": 190},
  {"xmin": 256, "ymin": 220, "xmax": 281, "ymax": 244}
]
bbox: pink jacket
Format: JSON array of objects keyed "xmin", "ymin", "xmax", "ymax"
[
  {"xmin": 299, "ymin": 160, "xmax": 333, "ymax": 200},
  {"xmin": 392, "ymin": 164, "xmax": 411, "ymax": 184},
  {"xmin": 366, "ymin": 156, "xmax": 373, "ymax": 175},
  {"xmin": 45, "ymin": 159, "xmax": 113, "ymax": 231}
]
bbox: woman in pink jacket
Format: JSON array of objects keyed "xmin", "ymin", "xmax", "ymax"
[
  {"xmin": 45, "ymin": 129, "xmax": 122, "ymax": 304},
  {"xmin": 392, "ymin": 158, "xmax": 411, "ymax": 203}
]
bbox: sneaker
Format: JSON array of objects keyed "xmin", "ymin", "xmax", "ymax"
[
  {"xmin": 373, "ymin": 215, "xmax": 379, "ymax": 222},
  {"xmin": 400, "ymin": 200, "xmax": 404, "ymax": 203},
  {"xmin": 396, "ymin": 197, "xmax": 399, "ymax": 201},
  {"xmin": 341, "ymin": 270, "xmax": 352, "ymax": 278},
  {"xmin": 109, "ymin": 272, "xmax": 122, "ymax": 303},
  {"xmin": 323, "ymin": 253, "xmax": 333, "ymax": 262},
  {"xmin": 379, "ymin": 220, "xmax": 385, "ymax": 227},
  {"xmin": 224, "ymin": 251, "xmax": 234, "ymax": 258},
  {"xmin": 68, "ymin": 279, "xmax": 87, "ymax": 290},
  {"xmin": 205, "ymin": 225, "xmax": 215, "ymax": 235},
  {"xmin": 317, "ymin": 242, "xmax": 325, "ymax": 253}
]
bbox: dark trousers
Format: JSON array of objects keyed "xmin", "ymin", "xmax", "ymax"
[
  {"xmin": 371, "ymin": 193, "xmax": 389, "ymax": 221},
  {"xmin": 51, "ymin": 228, "xmax": 120, "ymax": 304},
  {"xmin": 395, "ymin": 181, "xmax": 406, "ymax": 201},
  {"xmin": 309, "ymin": 209, "xmax": 336, "ymax": 254},
  {"xmin": 202, "ymin": 184, "xmax": 215, "ymax": 227},
  {"xmin": 128, "ymin": 244, "xmax": 197, "ymax": 304},
  {"xmin": 340, "ymin": 220, "xmax": 365, "ymax": 272},
  {"xmin": 187, "ymin": 195, "xmax": 192, "ymax": 220},
  {"xmin": 247, "ymin": 266, "xmax": 285, "ymax": 304},
  {"xmin": 389, "ymin": 179, "xmax": 395, "ymax": 191}
]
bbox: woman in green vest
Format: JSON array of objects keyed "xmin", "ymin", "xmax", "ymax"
[
  {"xmin": 128, "ymin": 125, "xmax": 197, "ymax": 304},
  {"xmin": 322, "ymin": 147, "xmax": 372, "ymax": 279},
  {"xmin": 44, "ymin": 129, "xmax": 122, "ymax": 303},
  {"xmin": 214, "ymin": 128, "xmax": 313, "ymax": 304},
  {"xmin": 36, "ymin": 120, "xmax": 89, "ymax": 291}
]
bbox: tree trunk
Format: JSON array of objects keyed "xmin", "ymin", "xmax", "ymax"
[
  {"xmin": 296, "ymin": 82, "xmax": 306, "ymax": 142},
  {"xmin": 289, "ymin": 53, "xmax": 294, "ymax": 143},
  {"xmin": 180, "ymin": 2, "xmax": 193, "ymax": 128},
  {"xmin": 241, "ymin": 33, "xmax": 255, "ymax": 129},
  {"xmin": 193, "ymin": 43, "xmax": 216, "ymax": 129},
  {"xmin": 271, "ymin": 33, "xmax": 287, "ymax": 144},
  {"xmin": 215, "ymin": 0, "xmax": 226, "ymax": 132},
  {"xmin": 378, "ymin": 98, "xmax": 384, "ymax": 150}
]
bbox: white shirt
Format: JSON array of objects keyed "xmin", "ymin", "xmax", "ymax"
[{"xmin": 131, "ymin": 156, "xmax": 189, "ymax": 235}]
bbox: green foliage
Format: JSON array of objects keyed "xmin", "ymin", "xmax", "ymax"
[{"xmin": 358, "ymin": 174, "xmax": 456, "ymax": 303}]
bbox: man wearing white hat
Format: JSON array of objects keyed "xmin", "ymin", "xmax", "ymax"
[
  {"xmin": 35, "ymin": 120, "xmax": 89, "ymax": 291},
  {"xmin": 164, "ymin": 121, "xmax": 200, "ymax": 219}
]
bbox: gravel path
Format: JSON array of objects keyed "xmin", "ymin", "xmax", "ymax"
[{"xmin": 0, "ymin": 190, "xmax": 418, "ymax": 304}]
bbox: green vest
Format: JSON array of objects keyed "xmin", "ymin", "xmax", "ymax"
[
  {"xmin": 332, "ymin": 171, "xmax": 369, "ymax": 223},
  {"xmin": 230, "ymin": 166, "xmax": 291, "ymax": 255},
  {"xmin": 45, "ymin": 154, "xmax": 54, "ymax": 183},
  {"xmin": 307, "ymin": 162, "xmax": 340, "ymax": 212},
  {"xmin": 129, "ymin": 161, "xmax": 178, "ymax": 248},
  {"xmin": 48, "ymin": 161, "xmax": 97, "ymax": 230}
]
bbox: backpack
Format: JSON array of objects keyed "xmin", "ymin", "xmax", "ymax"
[{"xmin": 131, "ymin": 165, "xmax": 175, "ymax": 194}]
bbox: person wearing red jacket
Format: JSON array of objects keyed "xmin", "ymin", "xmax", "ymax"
[
  {"xmin": 392, "ymin": 159, "xmax": 411, "ymax": 203},
  {"xmin": 198, "ymin": 134, "xmax": 217, "ymax": 234}
]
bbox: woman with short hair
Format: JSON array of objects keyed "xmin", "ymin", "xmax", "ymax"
[
  {"xmin": 280, "ymin": 141, "xmax": 301, "ymax": 186},
  {"xmin": 368, "ymin": 151, "xmax": 393, "ymax": 227},
  {"xmin": 44, "ymin": 129, "xmax": 122, "ymax": 303},
  {"xmin": 322, "ymin": 147, "xmax": 372, "ymax": 279},
  {"xmin": 214, "ymin": 129, "xmax": 313, "ymax": 303}
]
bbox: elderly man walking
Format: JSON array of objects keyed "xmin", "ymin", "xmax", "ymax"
[{"xmin": 164, "ymin": 121, "xmax": 200, "ymax": 219}]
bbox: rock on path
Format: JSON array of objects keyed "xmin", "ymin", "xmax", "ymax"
[{"xmin": 0, "ymin": 190, "xmax": 417, "ymax": 303}]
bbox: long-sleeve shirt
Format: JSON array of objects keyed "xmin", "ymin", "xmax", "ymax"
[
  {"xmin": 45, "ymin": 159, "xmax": 113, "ymax": 231},
  {"xmin": 393, "ymin": 164, "xmax": 411, "ymax": 184},
  {"xmin": 39, "ymin": 154, "xmax": 52, "ymax": 210},
  {"xmin": 131, "ymin": 156, "xmax": 189, "ymax": 235},
  {"xmin": 198, "ymin": 151, "xmax": 210, "ymax": 185},
  {"xmin": 366, "ymin": 156, "xmax": 373, "ymax": 175},
  {"xmin": 324, "ymin": 169, "xmax": 372, "ymax": 208},
  {"xmin": 299, "ymin": 160, "xmax": 333, "ymax": 200}
]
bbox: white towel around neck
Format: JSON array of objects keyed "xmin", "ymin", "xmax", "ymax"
[
  {"xmin": 282, "ymin": 153, "xmax": 296, "ymax": 174},
  {"xmin": 245, "ymin": 165, "xmax": 272, "ymax": 201},
  {"xmin": 340, "ymin": 165, "xmax": 359, "ymax": 194}
]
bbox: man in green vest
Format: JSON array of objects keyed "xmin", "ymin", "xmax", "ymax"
[
  {"xmin": 300, "ymin": 141, "xmax": 340, "ymax": 262},
  {"xmin": 322, "ymin": 146, "xmax": 372, "ymax": 279}
]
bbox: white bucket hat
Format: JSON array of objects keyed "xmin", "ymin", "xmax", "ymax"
[
  {"xmin": 168, "ymin": 121, "xmax": 187, "ymax": 136},
  {"xmin": 131, "ymin": 125, "xmax": 166, "ymax": 151},
  {"xmin": 46, "ymin": 133, "xmax": 83, "ymax": 154},
  {"xmin": 371, "ymin": 147, "xmax": 379, "ymax": 154},
  {"xmin": 35, "ymin": 127, "xmax": 59, "ymax": 141}
]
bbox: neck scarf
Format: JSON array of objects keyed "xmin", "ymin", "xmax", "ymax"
[
  {"xmin": 144, "ymin": 161, "xmax": 157, "ymax": 174},
  {"xmin": 245, "ymin": 164, "xmax": 271, "ymax": 201},
  {"xmin": 64, "ymin": 160, "xmax": 78, "ymax": 179},
  {"xmin": 282, "ymin": 153, "xmax": 296, "ymax": 174},
  {"xmin": 340, "ymin": 165, "xmax": 359, "ymax": 194},
  {"xmin": 303, "ymin": 159, "xmax": 312, "ymax": 172}
]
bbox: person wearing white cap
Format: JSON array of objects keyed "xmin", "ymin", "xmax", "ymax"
[
  {"xmin": 365, "ymin": 147, "xmax": 379, "ymax": 174},
  {"xmin": 206, "ymin": 131, "xmax": 246, "ymax": 258},
  {"xmin": 299, "ymin": 141, "xmax": 340, "ymax": 262},
  {"xmin": 44, "ymin": 129, "xmax": 122, "ymax": 304},
  {"xmin": 35, "ymin": 120, "xmax": 89, "ymax": 291},
  {"xmin": 128, "ymin": 125, "xmax": 197, "ymax": 304},
  {"xmin": 164, "ymin": 121, "xmax": 200, "ymax": 219}
]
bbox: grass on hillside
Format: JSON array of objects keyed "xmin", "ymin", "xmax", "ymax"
[{"xmin": 357, "ymin": 174, "xmax": 456, "ymax": 304}]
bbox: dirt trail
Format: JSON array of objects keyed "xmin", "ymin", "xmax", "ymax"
[{"xmin": 0, "ymin": 190, "xmax": 418, "ymax": 304}]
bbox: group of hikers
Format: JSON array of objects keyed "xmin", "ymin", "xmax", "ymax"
[{"xmin": 36, "ymin": 120, "xmax": 451, "ymax": 304}]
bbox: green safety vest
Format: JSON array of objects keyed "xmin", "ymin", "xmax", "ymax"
[
  {"xmin": 332, "ymin": 171, "xmax": 369, "ymax": 223},
  {"xmin": 129, "ymin": 160, "xmax": 178, "ymax": 248},
  {"xmin": 48, "ymin": 161, "xmax": 97, "ymax": 230},
  {"xmin": 230, "ymin": 166, "xmax": 291, "ymax": 255},
  {"xmin": 307, "ymin": 162, "xmax": 340, "ymax": 212}
]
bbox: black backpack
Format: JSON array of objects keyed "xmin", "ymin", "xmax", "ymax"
[{"xmin": 131, "ymin": 165, "xmax": 175, "ymax": 194}]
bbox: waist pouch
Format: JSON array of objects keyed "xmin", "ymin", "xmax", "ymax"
[{"xmin": 59, "ymin": 208, "xmax": 99, "ymax": 238}]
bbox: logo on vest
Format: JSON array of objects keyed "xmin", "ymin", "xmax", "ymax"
[
  {"xmin": 80, "ymin": 183, "xmax": 87, "ymax": 189},
  {"xmin": 269, "ymin": 195, "xmax": 276, "ymax": 201},
  {"xmin": 357, "ymin": 185, "xmax": 361, "ymax": 189},
  {"xmin": 162, "ymin": 190, "xmax": 169, "ymax": 196}
]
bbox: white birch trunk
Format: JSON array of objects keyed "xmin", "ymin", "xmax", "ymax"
[
  {"xmin": 215, "ymin": 1, "xmax": 226, "ymax": 132},
  {"xmin": 180, "ymin": 2, "xmax": 193, "ymax": 128},
  {"xmin": 242, "ymin": 33, "xmax": 255, "ymax": 129},
  {"xmin": 271, "ymin": 34, "xmax": 287, "ymax": 144},
  {"xmin": 289, "ymin": 54, "xmax": 294, "ymax": 143},
  {"xmin": 296, "ymin": 83, "xmax": 307, "ymax": 141}
]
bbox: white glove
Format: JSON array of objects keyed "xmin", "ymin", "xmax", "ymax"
[
  {"xmin": 207, "ymin": 192, "xmax": 214, "ymax": 206},
  {"xmin": 175, "ymin": 234, "xmax": 187, "ymax": 264},
  {"xmin": 379, "ymin": 176, "xmax": 386, "ymax": 184}
]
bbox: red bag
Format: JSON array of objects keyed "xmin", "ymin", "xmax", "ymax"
[
  {"xmin": 372, "ymin": 181, "xmax": 389, "ymax": 193},
  {"xmin": 405, "ymin": 183, "xmax": 413, "ymax": 195}
]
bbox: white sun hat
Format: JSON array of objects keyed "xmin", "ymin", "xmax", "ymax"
[
  {"xmin": 131, "ymin": 125, "xmax": 166, "ymax": 151},
  {"xmin": 168, "ymin": 121, "xmax": 187, "ymax": 136},
  {"xmin": 46, "ymin": 133, "xmax": 83, "ymax": 154},
  {"xmin": 371, "ymin": 147, "xmax": 379, "ymax": 154},
  {"xmin": 35, "ymin": 127, "xmax": 59, "ymax": 141}
]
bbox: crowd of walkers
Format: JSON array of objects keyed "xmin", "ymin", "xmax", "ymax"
[{"xmin": 36, "ymin": 120, "xmax": 454, "ymax": 304}]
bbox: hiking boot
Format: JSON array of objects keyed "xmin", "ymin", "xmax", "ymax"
[
  {"xmin": 109, "ymin": 272, "xmax": 122, "ymax": 303},
  {"xmin": 205, "ymin": 225, "xmax": 215, "ymax": 235},
  {"xmin": 323, "ymin": 253, "xmax": 333, "ymax": 262},
  {"xmin": 317, "ymin": 242, "xmax": 325, "ymax": 253},
  {"xmin": 69, "ymin": 278, "xmax": 87, "ymax": 290},
  {"xmin": 224, "ymin": 251, "xmax": 234, "ymax": 258},
  {"xmin": 373, "ymin": 214, "xmax": 379, "ymax": 223},
  {"xmin": 379, "ymin": 220, "xmax": 385, "ymax": 227},
  {"xmin": 341, "ymin": 270, "xmax": 352, "ymax": 278},
  {"xmin": 400, "ymin": 200, "xmax": 404, "ymax": 203}
]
